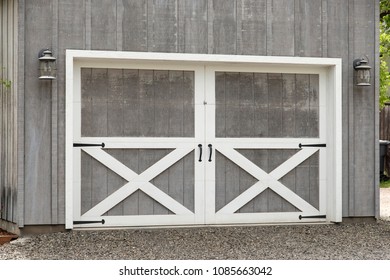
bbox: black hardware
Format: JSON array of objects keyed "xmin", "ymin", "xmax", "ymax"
[
  {"xmin": 73, "ymin": 143, "xmax": 105, "ymax": 148},
  {"xmin": 73, "ymin": 219, "xmax": 105, "ymax": 225},
  {"xmin": 198, "ymin": 144, "xmax": 203, "ymax": 162},
  {"xmin": 299, "ymin": 215, "xmax": 326, "ymax": 220},
  {"xmin": 299, "ymin": 143, "xmax": 326, "ymax": 148},
  {"xmin": 208, "ymin": 144, "xmax": 213, "ymax": 162}
]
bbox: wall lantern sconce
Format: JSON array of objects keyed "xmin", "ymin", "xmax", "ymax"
[
  {"xmin": 38, "ymin": 48, "xmax": 56, "ymax": 80},
  {"xmin": 353, "ymin": 56, "xmax": 371, "ymax": 86}
]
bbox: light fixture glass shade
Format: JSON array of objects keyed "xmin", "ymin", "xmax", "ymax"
[
  {"xmin": 39, "ymin": 49, "xmax": 57, "ymax": 80},
  {"xmin": 356, "ymin": 68, "xmax": 371, "ymax": 86},
  {"xmin": 353, "ymin": 57, "xmax": 371, "ymax": 86}
]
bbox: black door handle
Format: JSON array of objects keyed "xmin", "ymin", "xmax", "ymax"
[
  {"xmin": 198, "ymin": 144, "xmax": 203, "ymax": 162},
  {"xmin": 208, "ymin": 144, "xmax": 213, "ymax": 162}
]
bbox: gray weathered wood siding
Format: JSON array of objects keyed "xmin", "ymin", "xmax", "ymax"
[
  {"xmin": 0, "ymin": 0, "xmax": 18, "ymax": 224},
  {"xmin": 14, "ymin": 0, "xmax": 379, "ymax": 226}
]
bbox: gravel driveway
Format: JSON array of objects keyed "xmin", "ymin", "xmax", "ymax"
[{"xmin": 1, "ymin": 189, "xmax": 389, "ymax": 260}]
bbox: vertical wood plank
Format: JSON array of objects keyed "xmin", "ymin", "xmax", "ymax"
[
  {"xmin": 282, "ymin": 74, "xmax": 296, "ymax": 137},
  {"xmin": 58, "ymin": 0, "xmax": 86, "ymax": 223},
  {"xmin": 294, "ymin": 0, "xmax": 322, "ymax": 57},
  {"xmin": 309, "ymin": 74, "xmax": 319, "ymax": 137},
  {"xmin": 267, "ymin": 0, "xmax": 294, "ymax": 56},
  {"xmin": 183, "ymin": 71, "xmax": 195, "ymax": 137},
  {"xmin": 208, "ymin": 0, "xmax": 236, "ymax": 54},
  {"xmin": 123, "ymin": 69, "xmax": 140, "ymax": 136},
  {"xmin": 24, "ymin": 0, "xmax": 53, "ymax": 224},
  {"xmin": 169, "ymin": 71, "xmax": 184, "ymax": 137},
  {"xmin": 267, "ymin": 74, "xmax": 283, "ymax": 137},
  {"xmin": 215, "ymin": 72, "xmax": 226, "ymax": 138},
  {"xmin": 147, "ymin": 0, "xmax": 178, "ymax": 52},
  {"xmin": 295, "ymin": 74, "xmax": 310, "ymax": 137},
  {"xmin": 352, "ymin": 0, "xmax": 376, "ymax": 216},
  {"xmin": 139, "ymin": 70, "xmax": 154, "ymax": 137},
  {"xmin": 239, "ymin": 73, "xmax": 254, "ymax": 137},
  {"xmin": 91, "ymin": 0, "xmax": 116, "ymax": 50},
  {"xmin": 254, "ymin": 73, "xmax": 268, "ymax": 137},
  {"xmin": 154, "ymin": 70, "xmax": 170, "ymax": 137},
  {"xmin": 81, "ymin": 68, "xmax": 93, "ymax": 137},
  {"xmin": 267, "ymin": 150, "xmax": 283, "ymax": 211},
  {"xmin": 122, "ymin": 0, "xmax": 147, "ymax": 51},
  {"xmin": 237, "ymin": 0, "xmax": 267, "ymax": 55},
  {"xmin": 17, "ymin": 0, "xmax": 25, "ymax": 226},
  {"xmin": 225, "ymin": 73, "xmax": 240, "ymax": 137},
  {"xmin": 107, "ymin": 69, "xmax": 124, "ymax": 136},
  {"xmin": 90, "ymin": 69, "xmax": 108, "ymax": 137},
  {"xmin": 178, "ymin": 0, "xmax": 208, "ymax": 53}
]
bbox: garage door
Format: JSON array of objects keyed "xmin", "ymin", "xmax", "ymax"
[{"xmin": 66, "ymin": 52, "xmax": 341, "ymax": 228}]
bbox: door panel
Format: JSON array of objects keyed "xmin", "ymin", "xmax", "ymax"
[
  {"xmin": 73, "ymin": 67, "xmax": 204, "ymax": 227},
  {"xmin": 206, "ymin": 69, "xmax": 325, "ymax": 224}
]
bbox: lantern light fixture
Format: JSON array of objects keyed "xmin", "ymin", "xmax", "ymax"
[
  {"xmin": 38, "ymin": 48, "xmax": 57, "ymax": 80},
  {"xmin": 353, "ymin": 56, "xmax": 371, "ymax": 86}
]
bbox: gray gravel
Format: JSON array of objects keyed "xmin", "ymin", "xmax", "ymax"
[
  {"xmin": 1, "ymin": 221, "xmax": 390, "ymax": 260},
  {"xmin": 1, "ymin": 189, "xmax": 390, "ymax": 260}
]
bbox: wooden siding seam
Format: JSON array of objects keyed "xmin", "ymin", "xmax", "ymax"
[
  {"xmin": 85, "ymin": 0, "xmax": 91, "ymax": 49},
  {"xmin": 374, "ymin": 0, "xmax": 380, "ymax": 218},
  {"xmin": 322, "ymin": 0, "xmax": 327, "ymax": 57},
  {"xmin": 348, "ymin": 0, "xmax": 355, "ymax": 216},
  {"xmin": 51, "ymin": 0, "xmax": 59, "ymax": 225},
  {"xmin": 16, "ymin": 0, "xmax": 25, "ymax": 227}
]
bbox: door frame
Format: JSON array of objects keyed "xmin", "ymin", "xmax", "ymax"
[{"xmin": 66, "ymin": 50, "xmax": 342, "ymax": 229}]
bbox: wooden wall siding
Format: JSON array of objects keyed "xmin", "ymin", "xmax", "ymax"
[
  {"xmin": 18, "ymin": 0, "xmax": 379, "ymax": 225},
  {"xmin": 0, "ymin": 0, "xmax": 17, "ymax": 224},
  {"xmin": 215, "ymin": 72, "xmax": 319, "ymax": 138}
]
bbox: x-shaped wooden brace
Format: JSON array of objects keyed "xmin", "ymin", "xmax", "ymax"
[
  {"xmin": 216, "ymin": 147, "xmax": 320, "ymax": 214},
  {"xmin": 81, "ymin": 147, "xmax": 194, "ymax": 217}
]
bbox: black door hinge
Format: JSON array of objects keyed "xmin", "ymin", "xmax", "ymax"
[
  {"xmin": 299, "ymin": 215, "xmax": 326, "ymax": 220},
  {"xmin": 73, "ymin": 143, "xmax": 105, "ymax": 148},
  {"xmin": 73, "ymin": 219, "xmax": 105, "ymax": 225},
  {"xmin": 299, "ymin": 143, "xmax": 326, "ymax": 148}
]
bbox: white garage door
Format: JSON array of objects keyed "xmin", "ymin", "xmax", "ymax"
[{"xmin": 66, "ymin": 51, "xmax": 341, "ymax": 228}]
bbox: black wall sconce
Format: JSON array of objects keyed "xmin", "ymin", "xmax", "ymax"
[
  {"xmin": 38, "ymin": 48, "xmax": 56, "ymax": 80},
  {"xmin": 353, "ymin": 56, "xmax": 371, "ymax": 86}
]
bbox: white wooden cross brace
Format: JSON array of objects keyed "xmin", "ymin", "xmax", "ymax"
[
  {"xmin": 216, "ymin": 147, "xmax": 320, "ymax": 214},
  {"xmin": 81, "ymin": 147, "xmax": 194, "ymax": 217}
]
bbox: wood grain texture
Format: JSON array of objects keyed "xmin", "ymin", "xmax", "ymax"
[
  {"xmin": 148, "ymin": 0, "xmax": 178, "ymax": 52},
  {"xmin": 208, "ymin": 0, "xmax": 236, "ymax": 54},
  {"xmin": 178, "ymin": 0, "xmax": 208, "ymax": 53},
  {"xmin": 237, "ymin": 0, "xmax": 267, "ymax": 55},
  {"xmin": 351, "ymin": 0, "xmax": 376, "ymax": 216},
  {"xmin": 294, "ymin": 0, "xmax": 322, "ymax": 57},
  {"xmin": 122, "ymin": 0, "xmax": 147, "ymax": 51},
  {"xmin": 91, "ymin": 0, "xmax": 116, "ymax": 50},
  {"xmin": 267, "ymin": 0, "xmax": 294, "ymax": 56},
  {"xmin": 23, "ymin": 0, "xmax": 53, "ymax": 225}
]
